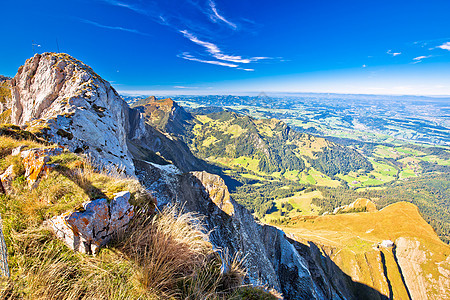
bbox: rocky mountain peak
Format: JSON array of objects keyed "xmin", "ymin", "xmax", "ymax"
[{"xmin": 9, "ymin": 52, "xmax": 135, "ymax": 174}]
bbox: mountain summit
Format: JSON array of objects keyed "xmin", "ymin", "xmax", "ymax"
[{"xmin": 7, "ymin": 53, "xmax": 135, "ymax": 174}]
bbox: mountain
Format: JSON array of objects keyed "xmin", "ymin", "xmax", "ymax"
[
  {"xmin": 185, "ymin": 110, "xmax": 373, "ymax": 176},
  {"xmin": 3, "ymin": 52, "xmax": 449, "ymax": 299},
  {"xmin": 128, "ymin": 98, "xmax": 372, "ymax": 179},
  {"xmin": 0, "ymin": 52, "xmax": 352, "ymax": 299},
  {"xmin": 6, "ymin": 53, "xmax": 135, "ymax": 174}
]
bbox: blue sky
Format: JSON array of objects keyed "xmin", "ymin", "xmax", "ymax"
[{"xmin": 1, "ymin": 0, "xmax": 450, "ymax": 96}]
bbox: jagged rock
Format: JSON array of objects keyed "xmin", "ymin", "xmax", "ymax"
[
  {"xmin": 20, "ymin": 147, "xmax": 62, "ymax": 187},
  {"xmin": 9, "ymin": 53, "xmax": 134, "ymax": 175},
  {"xmin": 136, "ymin": 161, "xmax": 346, "ymax": 299},
  {"xmin": 48, "ymin": 191, "xmax": 133, "ymax": 254},
  {"xmin": 0, "ymin": 165, "xmax": 14, "ymax": 193},
  {"xmin": 192, "ymin": 171, "xmax": 234, "ymax": 216},
  {"xmin": 11, "ymin": 145, "xmax": 25, "ymax": 156}
]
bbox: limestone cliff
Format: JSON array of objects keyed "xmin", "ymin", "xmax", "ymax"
[{"xmin": 9, "ymin": 53, "xmax": 134, "ymax": 174}]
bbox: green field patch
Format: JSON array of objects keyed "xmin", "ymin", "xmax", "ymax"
[
  {"xmin": 240, "ymin": 173, "xmax": 267, "ymax": 181},
  {"xmin": 371, "ymin": 160, "xmax": 398, "ymax": 176},
  {"xmin": 374, "ymin": 145, "xmax": 402, "ymax": 159},
  {"xmin": 195, "ymin": 114, "xmax": 213, "ymax": 124},
  {"xmin": 395, "ymin": 146, "xmax": 426, "ymax": 156},
  {"xmin": 271, "ymin": 171, "xmax": 282, "ymax": 178},
  {"xmin": 265, "ymin": 190, "xmax": 323, "ymax": 221},
  {"xmin": 284, "ymin": 170, "xmax": 300, "ymax": 181},
  {"xmin": 232, "ymin": 156, "xmax": 261, "ymax": 173},
  {"xmin": 419, "ymin": 155, "xmax": 450, "ymax": 166},
  {"xmin": 308, "ymin": 168, "xmax": 341, "ymax": 187},
  {"xmin": 202, "ymin": 136, "xmax": 218, "ymax": 147},
  {"xmin": 399, "ymin": 169, "xmax": 417, "ymax": 179},
  {"xmin": 226, "ymin": 124, "xmax": 247, "ymax": 138},
  {"xmin": 306, "ymin": 174, "xmax": 316, "ymax": 185}
]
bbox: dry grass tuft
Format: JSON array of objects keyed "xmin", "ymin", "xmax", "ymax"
[{"xmin": 117, "ymin": 205, "xmax": 212, "ymax": 297}]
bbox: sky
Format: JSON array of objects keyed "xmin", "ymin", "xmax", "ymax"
[{"xmin": 1, "ymin": 0, "xmax": 450, "ymax": 96}]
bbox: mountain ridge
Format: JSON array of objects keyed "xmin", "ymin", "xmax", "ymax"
[{"xmin": 2, "ymin": 52, "xmax": 448, "ymax": 299}]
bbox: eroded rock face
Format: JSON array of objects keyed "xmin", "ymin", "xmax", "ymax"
[
  {"xmin": 9, "ymin": 53, "xmax": 134, "ymax": 175},
  {"xmin": 191, "ymin": 171, "xmax": 234, "ymax": 216},
  {"xmin": 49, "ymin": 191, "xmax": 133, "ymax": 254},
  {"xmin": 0, "ymin": 165, "xmax": 14, "ymax": 193},
  {"xmin": 135, "ymin": 161, "xmax": 344, "ymax": 299}
]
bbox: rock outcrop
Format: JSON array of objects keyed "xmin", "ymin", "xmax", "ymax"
[
  {"xmin": 9, "ymin": 53, "xmax": 134, "ymax": 175},
  {"xmin": 49, "ymin": 191, "xmax": 134, "ymax": 254},
  {"xmin": 135, "ymin": 161, "xmax": 352, "ymax": 299},
  {"xmin": 0, "ymin": 165, "xmax": 14, "ymax": 193},
  {"xmin": 21, "ymin": 147, "xmax": 62, "ymax": 187}
]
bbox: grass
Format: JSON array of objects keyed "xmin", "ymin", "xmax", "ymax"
[
  {"xmin": 0, "ymin": 133, "xmax": 273, "ymax": 299},
  {"xmin": 399, "ymin": 169, "xmax": 417, "ymax": 179},
  {"xmin": 274, "ymin": 202, "xmax": 450, "ymax": 299}
]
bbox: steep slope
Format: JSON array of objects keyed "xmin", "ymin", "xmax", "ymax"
[
  {"xmin": 127, "ymin": 106, "xmax": 209, "ymax": 173},
  {"xmin": 0, "ymin": 77, "xmax": 11, "ymax": 123},
  {"xmin": 278, "ymin": 202, "xmax": 450, "ymax": 299},
  {"xmin": 187, "ymin": 110, "xmax": 371, "ymax": 177},
  {"xmin": 130, "ymin": 96, "xmax": 192, "ymax": 134},
  {"xmin": 8, "ymin": 53, "xmax": 134, "ymax": 174},
  {"xmin": 134, "ymin": 160, "xmax": 389, "ymax": 299}
]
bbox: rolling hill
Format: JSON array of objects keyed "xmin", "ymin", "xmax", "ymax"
[{"xmin": 278, "ymin": 201, "xmax": 450, "ymax": 299}]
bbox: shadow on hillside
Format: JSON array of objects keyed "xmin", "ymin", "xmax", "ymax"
[
  {"xmin": 54, "ymin": 165, "xmax": 107, "ymax": 200},
  {"xmin": 177, "ymin": 173, "xmax": 389, "ymax": 300},
  {"xmin": 287, "ymin": 236, "xmax": 390, "ymax": 300}
]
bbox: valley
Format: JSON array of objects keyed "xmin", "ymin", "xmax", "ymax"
[{"xmin": 0, "ymin": 52, "xmax": 448, "ymax": 299}]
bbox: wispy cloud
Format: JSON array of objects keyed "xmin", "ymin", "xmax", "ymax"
[
  {"xmin": 80, "ymin": 19, "xmax": 150, "ymax": 36},
  {"xmin": 96, "ymin": 0, "xmax": 274, "ymax": 71},
  {"xmin": 100, "ymin": 0, "xmax": 148, "ymax": 15},
  {"xmin": 412, "ymin": 55, "xmax": 432, "ymax": 63},
  {"xmin": 178, "ymin": 52, "xmax": 239, "ymax": 68},
  {"xmin": 180, "ymin": 30, "xmax": 268, "ymax": 64},
  {"xmin": 437, "ymin": 42, "xmax": 450, "ymax": 51},
  {"xmin": 387, "ymin": 50, "xmax": 401, "ymax": 56},
  {"xmin": 208, "ymin": 0, "xmax": 237, "ymax": 30}
]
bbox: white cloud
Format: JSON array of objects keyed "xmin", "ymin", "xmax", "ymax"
[
  {"xmin": 180, "ymin": 30, "xmax": 268, "ymax": 64},
  {"xmin": 387, "ymin": 50, "xmax": 401, "ymax": 56},
  {"xmin": 412, "ymin": 55, "xmax": 432, "ymax": 64},
  {"xmin": 101, "ymin": 0, "xmax": 148, "ymax": 15},
  {"xmin": 413, "ymin": 55, "xmax": 431, "ymax": 60},
  {"xmin": 178, "ymin": 52, "xmax": 239, "ymax": 68},
  {"xmin": 80, "ymin": 19, "xmax": 150, "ymax": 36},
  {"xmin": 437, "ymin": 42, "xmax": 450, "ymax": 51},
  {"xmin": 208, "ymin": 0, "xmax": 237, "ymax": 29}
]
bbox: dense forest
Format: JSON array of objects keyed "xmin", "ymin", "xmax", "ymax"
[{"xmin": 189, "ymin": 110, "xmax": 371, "ymax": 176}]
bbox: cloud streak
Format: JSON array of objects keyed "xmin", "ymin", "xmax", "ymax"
[
  {"xmin": 180, "ymin": 30, "xmax": 268, "ymax": 64},
  {"xmin": 80, "ymin": 19, "xmax": 150, "ymax": 36},
  {"xmin": 178, "ymin": 52, "xmax": 239, "ymax": 68},
  {"xmin": 412, "ymin": 55, "xmax": 432, "ymax": 63},
  {"xmin": 208, "ymin": 0, "xmax": 237, "ymax": 29},
  {"xmin": 96, "ymin": 0, "xmax": 273, "ymax": 71},
  {"xmin": 100, "ymin": 0, "xmax": 148, "ymax": 15},
  {"xmin": 387, "ymin": 50, "xmax": 401, "ymax": 56},
  {"xmin": 437, "ymin": 42, "xmax": 450, "ymax": 51}
]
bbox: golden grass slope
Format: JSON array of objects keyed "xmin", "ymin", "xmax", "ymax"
[
  {"xmin": 0, "ymin": 131, "xmax": 276, "ymax": 299},
  {"xmin": 277, "ymin": 202, "xmax": 450, "ymax": 299}
]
